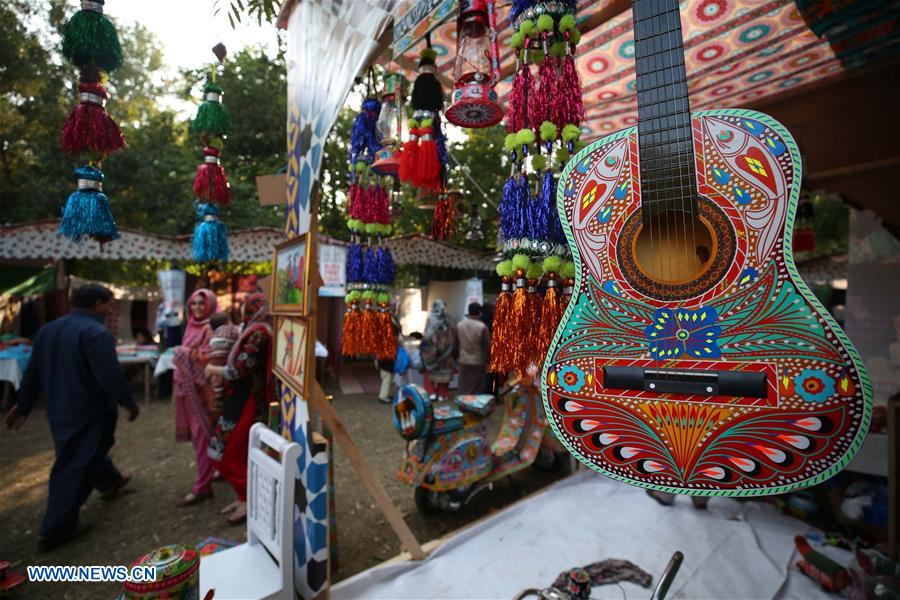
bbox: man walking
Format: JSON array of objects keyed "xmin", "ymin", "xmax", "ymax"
[
  {"xmin": 456, "ymin": 302, "xmax": 490, "ymax": 395},
  {"xmin": 5, "ymin": 284, "xmax": 139, "ymax": 551}
]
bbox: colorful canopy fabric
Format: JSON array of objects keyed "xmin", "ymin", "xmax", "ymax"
[{"xmin": 389, "ymin": 0, "xmax": 899, "ymax": 139}]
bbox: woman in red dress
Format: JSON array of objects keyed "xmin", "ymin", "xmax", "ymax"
[
  {"xmin": 205, "ymin": 293, "xmax": 273, "ymax": 524},
  {"xmin": 173, "ymin": 288, "xmax": 217, "ymax": 507}
]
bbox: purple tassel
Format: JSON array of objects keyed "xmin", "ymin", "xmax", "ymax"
[
  {"xmin": 347, "ymin": 243, "xmax": 363, "ymax": 283},
  {"xmin": 499, "ymin": 175, "xmax": 518, "ymax": 241},
  {"xmin": 350, "ymin": 98, "xmax": 381, "ymax": 165},
  {"xmin": 543, "ymin": 170, "xmax": 565, "ymax": 244},
  {"xmin": 363, "ymin": 245, "xmax": 378, "ymax": 283}
]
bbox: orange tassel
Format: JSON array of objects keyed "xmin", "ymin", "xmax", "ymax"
[
  {"xmin": 537, "ymin": 279, "xmax": 561, "ymax": 368},
  {"xmin": 559, "ymin": 277, "xmax": 574, "ymax": 315},
  {"xmin": 360, "ymin": 301, "xmax": 379, "ymax": 355},
  {"xmin": 489, "ymin": 278, "xmax": 513, "ymax": 374},
  {"xmin": 375, "ymin": 307, "xmax": 398, "ymax": 361},
  {"xmin": 521, "ymin": 278, "xmax": 543, "ymax": 377},
  {"xmin": 341, "ymin": 304, "xmax": 361, "ymax": 356}
]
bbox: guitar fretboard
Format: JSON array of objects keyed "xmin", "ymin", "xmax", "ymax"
[{"xmin": 632, "ymin": 0, "xmax": 698, "ymax": 218}]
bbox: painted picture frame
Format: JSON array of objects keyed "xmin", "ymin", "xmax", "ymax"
[
  {"xmin": 273, "ymin": 315, "xmax": 309, "ymax": 397},
  {"xmin": 271, "ymin": 233, "xmax": 310, "ymax": 315}
]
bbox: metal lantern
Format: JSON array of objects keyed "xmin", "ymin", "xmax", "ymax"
[
  {"xmin": 372, "ymin": 74, "xmax": 403, "ymax": 175},
  {"xmin": 445, "ymin": 0, "xmax": 503, "ymax": 129}
]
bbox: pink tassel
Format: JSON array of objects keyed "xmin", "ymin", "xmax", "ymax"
[
  {"xmin": 373, "ymin": 185, "xmax": 391, "ymax": 225},
  {"xmin": 506, "ymin": 62, "xmax": 533, "ymax": 133},
  {"xmin": 193, "ymin": 146, "xmax": 231, "ymax": 205},
  {"xmin": 348, "ymin": 182, "xmax": 362, "ymax": 220},
  {"xmin": 558, "ymin": 54, "xmax": 585, "ymax": 129},
  {"xmin": 533, "ymin": 57, "xmax": 558, "ymax": 130}
]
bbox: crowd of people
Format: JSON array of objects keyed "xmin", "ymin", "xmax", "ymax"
[
  {"xmin": 4, "ymin": 284, "xmax": 274, "ymax": 550},
  {"xmin": 377, "ymin": 299, "xmax": 493, "ymax": 405}
]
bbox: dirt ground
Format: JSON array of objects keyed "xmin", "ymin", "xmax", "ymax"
[{"xmin": 0, "ymin": 384, "xmax": 569, "ymax": 599}]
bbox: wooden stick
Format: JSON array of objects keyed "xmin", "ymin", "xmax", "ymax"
[{"xmin": 309, "ymin": 381, "xmax": 427, "ymax": 560}]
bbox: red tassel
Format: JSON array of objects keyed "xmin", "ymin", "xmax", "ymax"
[
  {"xmin": 341, "ymin": 305, "xmax": 361, "ymax": 356},
  {"xmin": 398, "ymin": 128, "xmax": 419, "ymax": 183},
  {"xmin": 61, "ymin": 82, "xmax": 126, "ymax": 158},
  {"xmin": 506, "ymin": 62, "xmax": 533, "ymax": 133},
  {"xmin": 348, "ymin": 182, "xmax": 362, "ymax": 220},
  {"xmin": 373, "ymin": 185, "xmax": 391, "ymax": 225},
  {"xmin": 558, "ymin": 54, "xmax": 585, "ymax": 129},
  {"xmin": 193, "ymin": 147, "xmax": 231, "ymax": 204},
  {"xmin": 415, "ymin": 126, "xmax": 441, "ymax": 192},
  {"xmin": 489, "ymin": 279, "xmax": 513, "ymax": 374},
  {"xmin": 533, "ymin": 57, "xmax": 558, "ymax": 130},
  {"xmin": 430, "ymin": 194, "xmax": 456, "ymax": 240}
]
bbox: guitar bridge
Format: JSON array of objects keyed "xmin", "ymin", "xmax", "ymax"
[{"xmin": 602, "ymin": 365, "xmax": 768, "ymax": 398}]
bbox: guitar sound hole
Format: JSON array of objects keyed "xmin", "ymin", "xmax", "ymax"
[
  {"xmin": 633, "ymin": 210, "xmax": 715, "ymax": 284},
  {"xmin": 617, "ymin": 199, "xmax": 736, "ymax": 301}
]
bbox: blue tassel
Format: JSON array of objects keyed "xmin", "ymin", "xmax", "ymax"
[
  {"xmin": 528, "ymin": 172, "xmax": 551, "ymax": 240},
  {"xmin": 363, "ymin": 246, "xmax": 378, "ymax": 284},
  {"xmin": 499, "ymin": 175, "xmax": 518, "ymax": 241},
  {"xmin": 346, "ymin": 243, "xmax": 363, "ymax": 283},
  {"xmin": 543, "ymin": 170, "xmax": 566, "ymax": 244},
  {"xmin": 509, "ymin": 0, "xmax": 535, "ymax": 20},
  {"xmin": 374, "ymin": 247, "xmax": 397, "ymax": 285},
  {"xmin": 192, "ymin": 203, "xmax": 229, "ymax": 262},
  {"xmin": 435, "ymin": 115, "xmax": 449, "ymax": 168},
  {"xmin": 350, "ymin": 98, "xmax": 382, "ymax": 165},
  {"xmin": 58, "ymin": 165, "xmax": 119, "ymax": 244},
  {"xmin": 517, "ymin": 174, "xmax": 533, "ymax": 239}
]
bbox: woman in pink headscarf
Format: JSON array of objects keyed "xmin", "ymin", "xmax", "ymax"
[{"xmin": 173, "ymin": 288, "xmax": 218, "ymax": 507}]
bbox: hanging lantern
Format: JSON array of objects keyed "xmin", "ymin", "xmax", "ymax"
[
  {"xmin": 446, "ymin": 0, "xmax": 504, "ymax": 129},
  {"xmin": 372, "ymin": 74, "xmax": 403, "ymax": 176}
]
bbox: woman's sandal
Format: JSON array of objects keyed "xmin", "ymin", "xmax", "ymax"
[
  {"xmin": 227, "ymin": 504, "xmax": 247, "ymax": 525},
  {"xmin": 218, "ymin": 500, "xmax": 242, "ymax": 515},
  {"xmin": 176, "ymin": 490, "xmax": 213, "ymax": 508}
]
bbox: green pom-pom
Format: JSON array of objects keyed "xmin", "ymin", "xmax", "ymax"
[
  {"xmin": 377, "ymin": 292, "xmax": 391, "ymax": 304},
  {"xmin": 420, "ymin": 117, "xmax": 434, "ymax": 128},
  {"xmin": 519, "ymin": 19, "xmax": 535, "ymax": 37},
  {"xmin": 559, "ymin": 14, "xmax": 576, "ymax": 33},
  {"xmin": 420, "ymin": 47, "xmax": 438, "ymax": 61},
  {"xmin": 504, "ymin": 133, "xmax": 518, "ymax": 151},
  {"xmin": 364, "ymin": 223, "xmax": 378, "ymax": 234},
  {"xmin": 537, "ymin": 14, "xmax": 554, "ymax": 33},
  {"xmin": 191, "ymin": 83, "xmax": 232, "ymax": 137},
  {"xmin": 543, "ymin": 256, "xmax": 563, "ymax": 274},
  {"xmin": 347, "ymin": 291, "xmax": 362, "ymax": 302},
  {"xmin": 555, "ymin": 147, "xmax": 571, "ymax": 167},
  {"xmin": 570, "ymin": 28, "xmax": 582, "ymax": 46},
  {"xmin": 550, "ymin": 41, "xmax": 568, "ymax": 58},
  {"xmin": 540, "ymin": 121, "xmax": 558, "ymax": 142},
  {"xmin": 531, "ymin": 154, "xmax": 547, "ymax": 172},
  {"xmin": 496, "ymin": 260, "xmax": 514, "ymax": 278},
  {"xmin": 529, "ymin": 49, "xmax": 545, "ymax": 64},
  {"xmin": 354, "ymin": 161, "xmax": 367, "ymax": 173},
  {"xmin": 562, "ymin": 124, "xmax": 581, "ymax": 142},
  {"xmin": 510, "ymin": 32, "xmax": 525, "ymax": 49},
  {"xmin": 408, "ymin": 118, "xmax": 419, "ymax": 129},
  {"xmin": 516, "ymin": 128, "xmax": 536, "ymax": 146},
  {"xmin": 62, "ymin": 6, "xmax": 122, "ymax": 72},
  {"xmin": 362, "ymin": 290, "xmax": 375, "ymax": 301},
  {"xmin": 512, "ymin": 254, "xmax": 531, "ymax": 271},
  {"xmin": 526, "ymin": 263, "xmax": 544, "ymax": 279},
  {"xmin": 561, "ymin": 261, "xmax": 576, "ymax": 279}
]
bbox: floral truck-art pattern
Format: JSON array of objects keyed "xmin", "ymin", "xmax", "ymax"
[{"xmin": 541, "ymin": 109, "xmax": 872, "ymax": 496}]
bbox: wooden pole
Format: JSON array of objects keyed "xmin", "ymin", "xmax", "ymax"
[{"xmin": 309, "ymin": 380, "xmax": 427, "ymax": 560}]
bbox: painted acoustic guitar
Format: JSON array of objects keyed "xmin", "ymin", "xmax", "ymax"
[{"xmin": 541, "ymin": 0, "xmax": 872, "ymax": 495}]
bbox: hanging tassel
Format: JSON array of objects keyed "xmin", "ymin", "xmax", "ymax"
[
  {"xmin": 517, "ymin": 261, "xmax": 545, "ymax": 378},
  {"xmin": 58, "ymin": 165, "xmax": 119, "ymax": 244},
  {"xmin": 532, "ymin": 16, "xmax": 558, "ymax": 127},
  {"xmin": 431, "ymin": 193, "xmax": 455, "ymax": 241},
  {"xmin": 410, "ymin": 47, "xmax": 443, "ymax": 114},
  {"xmin": 489, "ymin": 261, "xmax": 514, "ymax": 374},
  {"xmin": 559, "ymin": 260, "xmax": 576, "ymax": 314},
  {"xmin": 434, "ymin": 114, "xmax": 449, "ymax": 189},
  {"xmin": 528, "ymin": 155, "xmax": 550, "ymax": 241},
  {"xmin": 544, "ymin": 169, "xmax": 565, "ymax": 245},
  {"xmin": 359, "ymin": 293, "xmax": 379, "ymax": 354},
  {"xmin": 414, "ymin": 114, "xmax": 441, "ymax": 191},
  {"xmin": 375, "ymin": 294, "xmax": 398, "ymax": 361},
  {"xmin": 508, "ymin": 254, "xmax": 531, "ymax": 376},
  {"xmin": 506, "ymin": 54, "xmax": 533, "ymax": 133},
  {"xmin": 341, "ymin": 293, "xmax": 362, "ymax": 356},
  {"xmin": 191, "ymin": 82, "xmax": 231, "ymax": 139},
  {"xmin": 373, "ymin": 184, "xmax": 391, "ymax": 225},
  {"xmin": 398, "ymin": 118, "xmax": 419, "ymax": 183},
  {"xmin": 363, "ymin": 243, "xmax": 379, "ymax": 284},
  {"xmin": 193, "ymin": 146, "xmax": 231, "ymax": 204},
  {"xmin": 61, "ymin": 0, "xmax": 122, "ymax": 72},
  {"xmin": 557, "ymin": 16, "xmax": 585, "ymax": 129},
  {"xmin": 350, "ymin": 98, "xmax": 381, "ymax": 165},
  {"xmin": 60, "ymin": 82, "xmax": 126, "ymax": 158},
  {"xmin": 191, "ymin": 202, "xmax": 230, "ymax": 262},
  {"xmin": 347, "ymin": 182, "xmax": 362, "ymax": 220},
  {"xmin": 375, "ymin": 244, "xmax": 396, "ymax": 285},
  {"xmin": 538, "ymin": 256, "xmax": 563, "ymax": 366}
]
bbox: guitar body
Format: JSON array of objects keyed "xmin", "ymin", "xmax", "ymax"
[{"xmin": 542, "ymin": 108, "xmax": 872, "ymax": 495}]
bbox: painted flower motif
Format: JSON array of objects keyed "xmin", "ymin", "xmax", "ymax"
[
  {"xmin": 794, "ymin": 368, "xmax": 835, "ymax": 403},
  {"xmin": 646, "ymin": 307, "xmax": 722, "ymax": 359},
  {"xmin": 558, "ymin": 365, "xmax": 586, "ymax": 393}
]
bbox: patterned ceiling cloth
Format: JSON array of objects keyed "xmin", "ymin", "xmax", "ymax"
[
  {"xmin": 383, "ymin": 234, "xmax": 496, "ymax": 271},
  {"xmin": 0, "ymin": 221, "xmax": 286, "ymax": 262},
  {"xmin": 386, "ymin": 0, "xmax": 900, "ymax": 139}
]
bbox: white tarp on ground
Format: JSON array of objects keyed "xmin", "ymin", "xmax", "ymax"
[{"xmin": 334, "ymin": 471, "xmax": 847, "ymax": 600}]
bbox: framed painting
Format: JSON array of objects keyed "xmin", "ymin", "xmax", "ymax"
[
  {"xmin": 271, "ymin": 233, "xmax": 310, "ymax": 315},
  {"xmin": 273, "ymin": 315, "xmax": 309, "ymax": 396}
]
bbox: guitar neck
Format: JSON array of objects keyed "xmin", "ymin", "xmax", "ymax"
[{"xmin": 632, "ymin": 0, "xmax": 698, "ymax": 218}]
